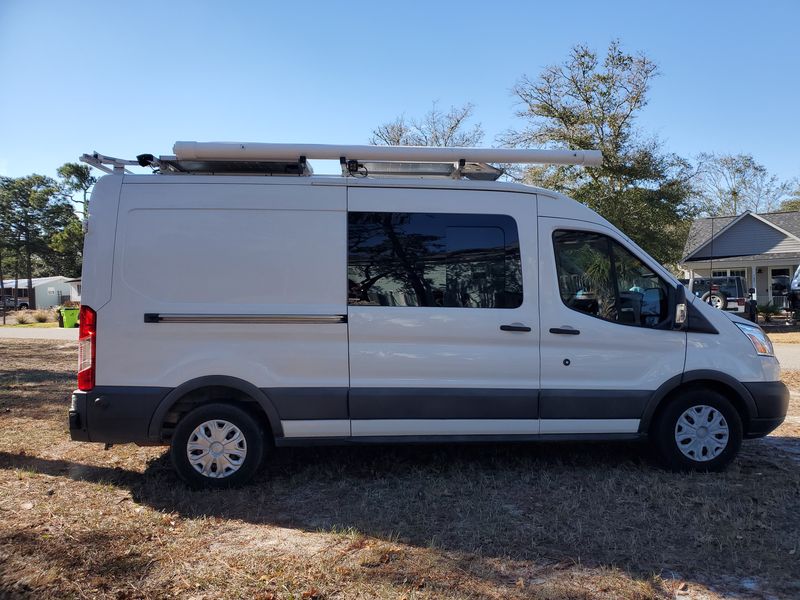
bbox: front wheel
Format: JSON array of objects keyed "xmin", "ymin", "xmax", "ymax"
[
  {"xmin": 171, "ymin": 403, "xmax": 265, "ymax": 488},
  {"xmin": 652, "ymin": 389, "xmax": 742, "ymax": 471}
]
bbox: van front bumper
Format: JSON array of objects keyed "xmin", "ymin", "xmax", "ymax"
[{"xmin": 742, "ymin": 381, "xmax": 790, "ymax": 438}]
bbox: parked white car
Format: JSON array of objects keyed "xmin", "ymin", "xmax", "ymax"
[{"xmin": 69, "ymin": 143, "xmax": 789, "ymax": 487}]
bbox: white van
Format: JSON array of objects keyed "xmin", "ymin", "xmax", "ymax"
[{"xmin": 69, "ymin": 143, "xmax": 788, "ymax": 487}]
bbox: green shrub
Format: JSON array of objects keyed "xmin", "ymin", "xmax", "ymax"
[{"xmin": 757, "ymin": 303, "xmax": 783, "ymax": 323}]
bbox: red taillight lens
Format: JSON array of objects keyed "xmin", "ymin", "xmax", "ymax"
[
  {"xmin": 78, "ymin": 306, "xmax": 96, "ymax": 391},
  {"xmin": 738, "ymin": 299, "xmax": 745, "ymax": 306}
]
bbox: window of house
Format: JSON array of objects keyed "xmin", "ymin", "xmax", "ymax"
[
  {"xmin": 348, "ymin": 212, "xmax": 523, "ymax": 308},
  {"xmin": 553, "ymin": 230, "xmax": 670, "ymax": 328},
  {"xmin": 712, "ymin": 269, "xmax": 746, "ymax": 278}
]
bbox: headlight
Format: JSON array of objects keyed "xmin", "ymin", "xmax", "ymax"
[{"xmin": 735, "ymin": 323, "xmax": 774, "ymax": 356}]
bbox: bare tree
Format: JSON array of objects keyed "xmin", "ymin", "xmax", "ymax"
[
  {"xmin": 696, "ymin": 153, "xmax": 792, "ymax": 216},
  {"xmin": 371, "ymin": 102, "xmax": 484, "ymax": 147}
]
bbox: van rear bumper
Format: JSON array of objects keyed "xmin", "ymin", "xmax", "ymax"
[
  {"xmin": 69, "ymin": 387, "xmax": 170, "ymax": 444},
  {"xmin": 742, "ymin": 381, "xmax": 790, "ymax": 438}
]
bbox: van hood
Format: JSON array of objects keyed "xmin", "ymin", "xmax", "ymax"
[{"xmin": 721, "ymin": 310, "xmax": 759, "ymax": 328}]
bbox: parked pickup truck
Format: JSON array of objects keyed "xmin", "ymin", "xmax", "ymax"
[{"xmin": 2, "ymin": 296, "xmax": 29, "ymax": 310}]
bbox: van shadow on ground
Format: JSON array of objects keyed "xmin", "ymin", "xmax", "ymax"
[{"xmin": 1, "ymin": 436, "xmax": 798, "ymax": 595}]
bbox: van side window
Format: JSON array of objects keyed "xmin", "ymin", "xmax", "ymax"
[
  {"xmin": 553, "ymin": 230, "xmax": 670, "ymax": 328},
  {"xmin": 348, "ymin": 212, "xmax": 523, "ymax": 308}
]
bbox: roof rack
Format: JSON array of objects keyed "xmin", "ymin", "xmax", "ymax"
[
  {"xmin": 80, "ymin": 152, "xmax": 142, "ymax": 175},
  {"xmin": 80, "ymin": 142, "xmax": 603, "ymax": 180}
]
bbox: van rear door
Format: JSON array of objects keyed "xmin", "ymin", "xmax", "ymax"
[{"xmin": 346, "ymin": 186, "xmax": 539, "ymax": 437}]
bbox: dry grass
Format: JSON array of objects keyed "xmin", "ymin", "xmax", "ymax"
[
  {"xmin": 1, "ymin": 339, "xmax": 799, "ymax": 599},
  {"xmin": 1, "ymin": 309, "xmax": 58, "ymax": 327},
  {"xmin": 768, "ymin": 331, "xmax": 800, "ymax": 344}
]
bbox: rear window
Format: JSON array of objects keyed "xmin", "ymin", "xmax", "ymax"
[{"xmin": 691, "ymin": 277, "xmax": 743, "ymax": 298}]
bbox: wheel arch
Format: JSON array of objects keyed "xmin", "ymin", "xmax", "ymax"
[
  {"xmin": 147, "ymin": 375, "xmax": 283, "ymax": 442},
  {"xmin": 639, "ymin": 370, "xmax": 757, "ymax": 434}
]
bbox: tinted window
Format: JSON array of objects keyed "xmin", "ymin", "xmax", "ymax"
[
  {"xmin": 554, "ymin": 230, "xmax": 670, "ymax": 328},
  {"xmin": 348, "ymin": 212, "xmax": 522, "ymax": 308}
]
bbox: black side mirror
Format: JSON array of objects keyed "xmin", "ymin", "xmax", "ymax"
[{"xmin": 673, "ymin": 284, "xmax": 687, "ymax": 330}]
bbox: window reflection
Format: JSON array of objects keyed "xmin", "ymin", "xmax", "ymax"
[
  {"xmin": 554, "ymin": 230, "xmax": 669, "ymax": 328},
  {"xmin": 348, "ymin": 212, "xmax": 523, "ymax": 309}
]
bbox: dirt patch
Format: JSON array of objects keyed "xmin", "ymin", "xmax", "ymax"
[{"xmin": 0, "ymin": 339, "xmax": 798, "ymax": 599}]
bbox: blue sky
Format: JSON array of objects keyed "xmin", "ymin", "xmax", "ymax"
[{"xmin": 1, "ymin": 0, "xmax": 798, "ymax": 182}]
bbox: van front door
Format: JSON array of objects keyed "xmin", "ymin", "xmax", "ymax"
[
  {"xmin": 346, "ymin": 186, "xmax": 540, "ymax": 437},
  {"xmin": 538, "ymin": 218, "xmax": 686, "ymax": 435}
]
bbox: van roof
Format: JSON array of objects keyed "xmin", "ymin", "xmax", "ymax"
[{"xmin": 116, "ymin": 172, "xmax": 559, "ymax": 197}]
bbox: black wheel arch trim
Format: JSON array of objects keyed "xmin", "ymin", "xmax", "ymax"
[
  {"xmin": 638, "ymin": 369, "xmax": 757, "ymax": 433},
  {"xmin": 147, "ymin": 375, "xmax": 284, "ymax": 441}
]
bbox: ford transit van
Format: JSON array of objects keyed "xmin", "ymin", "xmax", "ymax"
[{"xmin": 69, "ymin": 143, "xmax": 789, "ymax": 487}]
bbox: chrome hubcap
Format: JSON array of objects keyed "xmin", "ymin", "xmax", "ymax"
[
  {"xmin": 709, "ymin": 296, "xmax": 723, "ymax": 309},
  {"xmin": 187, "ymin": 419, "xmax": 247, "ymax": 478},
  {"xmin": 675, "ymin": 405, "xmax": 729, "ymax": 462}
]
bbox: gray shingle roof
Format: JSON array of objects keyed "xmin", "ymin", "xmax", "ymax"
[{"xmin": 682, "ymin": 211, "xmax": 800, "ymax": 261}]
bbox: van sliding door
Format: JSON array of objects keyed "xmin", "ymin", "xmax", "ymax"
[{"xmin": 346, "ymin": 186, "xmax": 540, "ymax": 437}]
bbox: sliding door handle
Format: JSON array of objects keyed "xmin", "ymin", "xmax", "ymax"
[
  {"xmin": 500, "ymin": 323, "xmax": 532, "ymax": 332},
  {"xmin": 549, "ymin": 327, "xmax": 580, "ymax": 335}
]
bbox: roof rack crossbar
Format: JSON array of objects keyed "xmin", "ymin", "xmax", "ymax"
[{"xmin": 80, "ymin": 152, "xmax": 141, "ymax": 175}]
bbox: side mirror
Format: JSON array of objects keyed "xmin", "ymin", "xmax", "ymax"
[{"xmin": 674, "ymin": 284, "xmax": 687, "ymax": 330}]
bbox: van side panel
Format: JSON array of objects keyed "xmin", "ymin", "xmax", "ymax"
[
  {"xmin": 97, "ymin": 182, "xmax": 349, "ymax": 417},
  {"xmin": 81, "ymin": 175, "xmax": 122, "ymax": 311}
]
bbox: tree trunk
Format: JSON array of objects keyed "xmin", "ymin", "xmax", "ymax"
[
  {"xmin": 0, "ymin": 245, "xmax": 5, "ymax": 325},
  {"xmin": 22, "ymin": 213, "xmax": 35, "ymax": 310}
]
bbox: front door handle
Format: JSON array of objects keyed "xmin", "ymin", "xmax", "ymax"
[
  {"xmin": 500, "ymin": 324, "xmax": 532, "ymax": 332},
  {"xmin": 549, "ymin": 327, "xmax": 580, "ymax": 335}
]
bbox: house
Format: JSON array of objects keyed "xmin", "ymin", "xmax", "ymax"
[
  {"xmin": 0, "ymin": 276, "xmax": 74, "ymax": 310},
  {"xmin": 65, "ymin": 278, "xmax": 81, "ymax": 302},
  {"xmin": 681, "ymin": 210, "xmax": 800, "ymax": 306}
]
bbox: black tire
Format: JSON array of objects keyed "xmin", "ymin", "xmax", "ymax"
[
  {"xmin": 701, "ymin": 291, "xmax": 727, "ymax": 310},
  {"xmin": 652, "ymin": 389, "xmax": 742, "ymax": 472},
  {"xmin": 18, "ymin": 303, "xmax": 28, "ymax": 310},
  {"xmin": 170, "ymin": 402, "xmax": 265, "ymax": 488}
]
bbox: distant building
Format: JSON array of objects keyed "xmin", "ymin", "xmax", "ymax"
[
  {"xmin": 0, "ymin": 276, "xmax": 74, "ymax": 309},
  {"xmin": 681, "ymin": 210, "xmax": 800, "ymax": 306},
  {"xmin": 65, "ymin": 278, "xmax": 82, "ymax": 302}
]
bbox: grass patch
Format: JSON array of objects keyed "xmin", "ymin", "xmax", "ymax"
[
  {"xmin": 0, "ymin": 338, "xmax": 798, "ymax": 599},
  {"xmin": 32, "ymin": 311, "xmax": 51, "ymax": 323},
  {"xmin": 768, "ymin": 331, "xmax": 800, "ymax": 344}
]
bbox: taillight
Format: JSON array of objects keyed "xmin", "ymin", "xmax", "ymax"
[
  {"xmin": 78, "ymin": 306, "xmax": 96, "ymax": 391},
  {"xmin": 737, "ymin": 299, "xmax": 745, "ymax": 306}
]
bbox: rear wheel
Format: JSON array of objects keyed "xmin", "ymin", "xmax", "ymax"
[
  {"xmin": 652, "ymin": 389, "xmax": 742, "ymax": 471},
  {"xmin": 701, "ymin": 291, "xmax": 728, "ymax": 310},
  {"xmin": 171, "ymin": 403, "xmax": 264, "ymax": 488}
]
